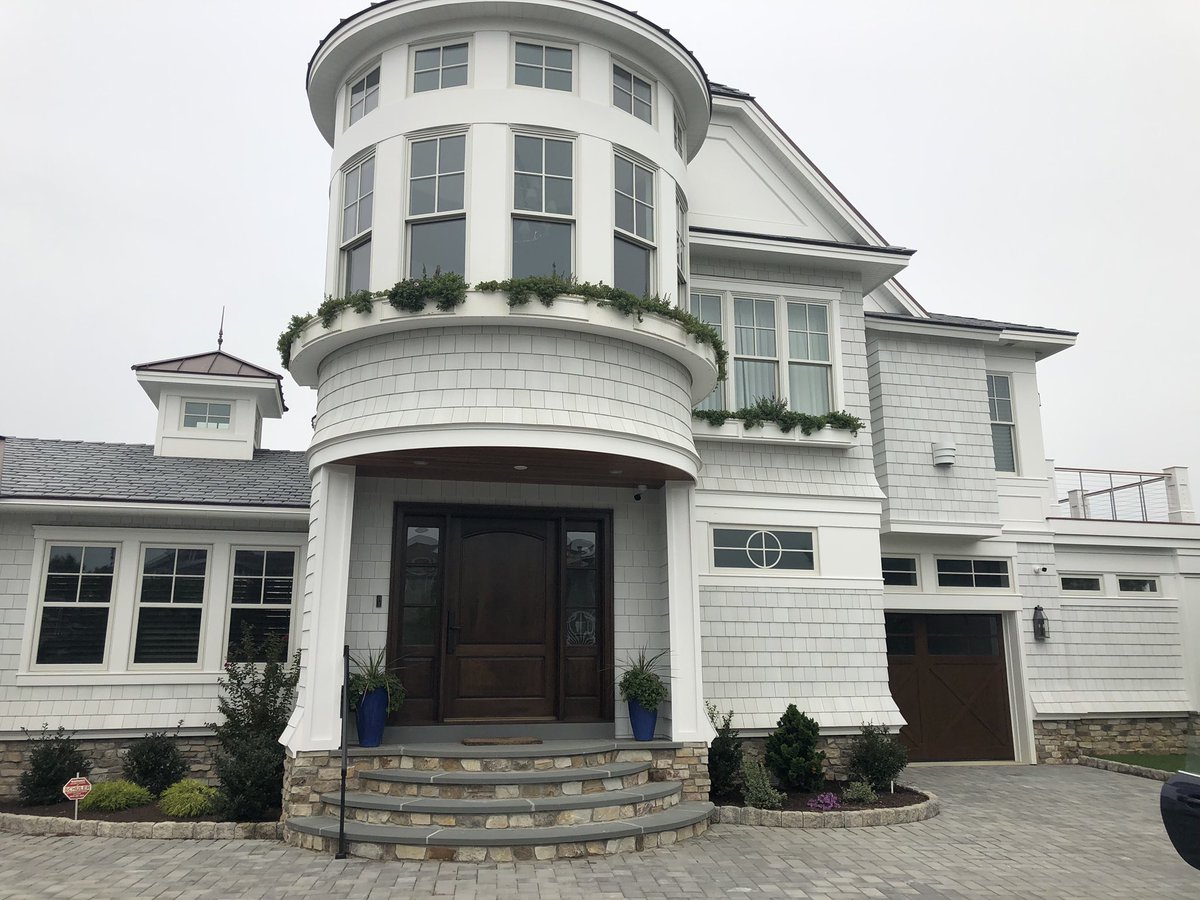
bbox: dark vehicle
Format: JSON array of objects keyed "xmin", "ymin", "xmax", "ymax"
[{"xmin": 1161, "ymin": 736, "xmax": 1200, "ymax": 870}]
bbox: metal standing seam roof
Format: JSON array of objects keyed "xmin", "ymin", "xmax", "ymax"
[{"xmin": 0, "ymin": 438, "xmax": 310, "ymax": 509}]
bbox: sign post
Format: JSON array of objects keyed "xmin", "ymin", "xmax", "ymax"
[{"xmin": 63, "ymin": 774, "xmax": 92, "ymax": 820}]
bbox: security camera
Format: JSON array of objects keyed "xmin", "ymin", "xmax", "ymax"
[{"xmin": 633, "ymin": 484, "xmax": 648, "ymax": 502}]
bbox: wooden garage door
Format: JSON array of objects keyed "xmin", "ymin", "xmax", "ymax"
[{"xmin": 885, "ymin": 613, "xmax": 1014, "ymax": 762}]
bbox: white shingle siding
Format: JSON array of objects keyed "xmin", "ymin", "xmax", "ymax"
[
  {"xmin": 866, "ymin": 332, "xmax": 1002, "ymax": 528},
  {"xmin": 313, "ymin": 326, "xmax": 695, "ymax": 458},
  {"xmin": 700, "ymin": 585, "xmax": 901, "ymax": 730}
]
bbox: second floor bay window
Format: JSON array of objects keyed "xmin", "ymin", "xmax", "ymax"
[
  {"xmin": 614, "ymin": 154, "xmax": 654, "ymax": 297},
  {"xmin": 513, "ymin": 134, "xmax": 573, "ymax": 277},
  {"xmin": 694, "ymin": 290, "xmax": 836, "ymax": 414},
  {"xmin": 408, "ymin": 134, "xmax": 466, "ymax": 277}
]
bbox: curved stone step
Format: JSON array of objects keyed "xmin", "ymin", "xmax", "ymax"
[
  {"xmin": 351, "ymin": 740, "xmax": 620, "ymax": 773},
  {"xmin": 359, "ymin": 760, "xmax": 651, "ymax": 799},
  {"xmin": 320, "ymin": 781, "xmax": 681, "ymax": 827},
  {"xmin": 286, "ymin": 800, "xmax": 714, "ymax": 861}
]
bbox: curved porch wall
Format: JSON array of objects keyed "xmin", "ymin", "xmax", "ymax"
[{"xmin": 312, "ymin": 325, "xmax": 696, "ymax": 462}]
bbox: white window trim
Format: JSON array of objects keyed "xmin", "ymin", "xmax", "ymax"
[
  {"xmin": 345, "ymin": 61, "xmax": 381, "ymax": 128},
  {"xmin": 21, "ymin": 526, "xmax": 303, "ymax": 679},
  {"xmin": 181, "ymin": 398, "xmax": 233, "ymax": 432},
  {"xmin": 933, "ymin": 556, "xmax": 1015, "ymax": 593},
  {"xmin": 881, "ymin": 555, "xmax": 921, "ymax": 591},
  {"xmin": 613, "ymin": 150, "xmax": 657, "ymax": 295},
  {"xmin": 691, "ymin": 278, "xmax": 845, "ymax": 415},
  {"xmin": 128, "ymin": 542, "xmax": 214, "ymax": 671},
  {"xmin": 1059, "ymin": 572, "xmax": 1104, "ymax": 594},
  {"xmin": 340, "ymin": 152, "xmax": 375, "ymax": 294},
  {"xmin": 405, "ymin": 130, "xmax": 469, "ymax": 279},
  {"xmin": 511, "ymin": 37, "xmax": 576, "ymax": 92},
  {"xmin": 987, "ymin": 371, "xmax": 1019, "ymax": 475},
  {"xmin": 611, "ymin": 58, "xmax": 654, "ymax": 124},
  {"xmin": 707, "ymin": 524, "xmax": 819, "ymax": 576},
  {"xmin": 410, "ymin": 37, "xmax": 471, "ymax": 94},
  {"xmin": 510, "ymin": 130, "xmax": 576, "ymax": 279},
  {"xmin": 226, "ymin": 544, "xmax": 303, "ymax": 660},
  {"xmin": 1117, "ymin": 574, "xmax": 1161, "ymax": 596}
]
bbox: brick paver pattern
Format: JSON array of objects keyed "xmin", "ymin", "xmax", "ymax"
[{"xmin": 0, "ymin": 765, "xmax": 1194, "ymax": 898}]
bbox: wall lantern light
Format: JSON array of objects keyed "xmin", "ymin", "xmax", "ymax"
[{"xmin": 1032, "ymin": 605, "xmax": 1049, "ymax": 641}]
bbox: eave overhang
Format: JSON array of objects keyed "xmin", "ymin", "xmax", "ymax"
[{"xmin": 865, "ymin": 312, "xmax": 1078, "ymax": 360}]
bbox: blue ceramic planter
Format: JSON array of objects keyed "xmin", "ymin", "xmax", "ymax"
[
  {"xmin": 355, "ymin": 687, "xmax": 389, "ymax": 747},
  {"xmin": 628, "ymin": 699, "xmax": 658, "ymax": 741}
]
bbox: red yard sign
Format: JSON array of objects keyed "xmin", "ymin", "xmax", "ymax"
[{"xmin": 62, "ymin": 777, "xmax": 92, "ymax": 801}]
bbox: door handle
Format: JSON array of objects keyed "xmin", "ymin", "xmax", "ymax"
[{"xmin": 446, "ymin": 612, "xmax": 461, "ymax": 654}]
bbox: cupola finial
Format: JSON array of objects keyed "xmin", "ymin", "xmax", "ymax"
[{"xmin": 217, "ymin": 306, "xmax": 225, "ymax": 350}]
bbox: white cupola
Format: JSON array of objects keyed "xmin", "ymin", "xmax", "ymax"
[{"xmin": 132, "ymin": 349, "xmax": 287, "ymax": 460}]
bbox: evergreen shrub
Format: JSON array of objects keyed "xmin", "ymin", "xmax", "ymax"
[
  {"xmin": 764, "ymin": 704, "xmax": 826, "ymax": 792},
  {"xmin": 123, "ymin": 726, "xmax": 187, "ymax": 796},
  {"xmin": 17, "ymin": 724, "xmax": 92, "ymax": 807}
]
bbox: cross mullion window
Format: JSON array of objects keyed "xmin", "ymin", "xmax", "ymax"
[
  {"xmin": 513, "ymin": 135, "xmax": 573, "ymax": 278},
  {"xmin": 414, "ymin": 43, "xmax": 468, "ymax": 92},
  {"xmin": 987, "ymin": 373, "xmax": 1016, "ymax": 473},
  {"xmin": 134, "ymin": 547, "xmax": 207, "ymax": 665},
  {"xmin": 183, "ymin": 401, "xmax": 230, "ymax": 430},
  {"xmin": 348, "ymin": 67, "xmax": 380, "ymax": 125},
  {"xmin": 936, "ymin": 558, "xmax": 1011, "ymax": 589},
  {"xmin": 515, "ymin": 42, "xmax": 572, "ymax": 91},
  {"xmin": 341, "ymin": 156, "xmax": 375, "ymax": 294},
  {"xmin": 613, "ymin": 64, "xmax": 652, "ymax": 122}
]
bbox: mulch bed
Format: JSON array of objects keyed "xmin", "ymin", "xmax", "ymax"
[
  {"xmin": 0, "ymin": 800, "xmax": 278, "ymax": 824},
  {"xmin": 714, "ymin": 785, "xmax": 927, "ymax": 812}
]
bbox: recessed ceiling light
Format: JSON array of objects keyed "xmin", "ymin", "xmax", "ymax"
[
  {"xmin": 609, "ymin": 469, "xmax": 623, "ymax": 475},
  {"xmin": 412, "ymin": 460, "xmax": 428, "ymax": 466},
  {"xmin": 513, "ymin": 465, "xmax": 528, "ymax": 471}
]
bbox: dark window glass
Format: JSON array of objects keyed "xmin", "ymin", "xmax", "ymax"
[
  {"xmin": 1118, "ymin": 578, "xmax": 1158, "ymax": 593},
  {"xmin": 410, "ymin": 218, "xmax": 465, "ymax": 277},
  {"xmin": 235, "ymin": 550, "xmax": 264, "ymax": 577},
  {"xmin": 713, "ymin": 529, "xmax": 814, "ymax": 570},
  {"xmin": 134, "ymin": 608, "xmax": 202, "ymax": 664},
  {"xmin": 345, "ymin": 239, "xmax": 371, "ymax": 294},
  {"xmin": 404, "ymin": 570, "xmax": 438, "ymax": 607},
  {"xmin": 614, "ymin": 236, "xmax": 650, "ymax": 297},
  {"xmin": 565, "ymin": 569, "xmax": 597, "ymax": 608},
  {"xmin": 513, "ymin": 218, "xmax": 571, "ymax": 278},
  {"xmin": 402, "ymin": 607, "xmax": 437, "ymax": 646},
  {"xmin": 48, "ymin": 547, "xmax": 83, "ymax": 574},
  {"xmin": 36, "ymin": 607, "xmax": 109, "ymax": 665},
  {"xmin": 1061, "ymin": 576, "xmax": 1102, "ymax": 592},
  {"xmin": 229, "ymin": 550, "xmax": 295, "ymax": 657},
  {"xmin": 227, "ymin": 608, "xmax": 291, "ymax": 661},
  {"xmin": 882, "ymin": 557, "xmax": 918, "ymax": 587}
]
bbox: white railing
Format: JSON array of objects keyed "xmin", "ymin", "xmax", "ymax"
[{"xmin": 1054, "ymin": 467, "xmax": 1192, "ymax": 523}]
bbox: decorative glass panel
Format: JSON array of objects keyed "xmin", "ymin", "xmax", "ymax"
[{"xmin": 712, "ymin": 529, "xmax": 814, "ymax": 571}]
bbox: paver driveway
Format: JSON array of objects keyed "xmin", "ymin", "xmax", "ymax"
[{"xmin": 0, "ymin": 764, "xmax": 1193, "ymax": 899}]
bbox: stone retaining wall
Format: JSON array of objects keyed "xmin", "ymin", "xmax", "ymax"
[
  {"xmin": 713, "ymin": 790, "xmax": 938, "ymax": 828},
  {"xmin": 1033, "ymin": 716, "xmax": 1197, "ymax": 763},
  {"xmin": 739, "ymin": 735, "xmax": 856, "ymax": 781},
  {"xmin": 1078, "ymin": 755, "xmax": 1173, "ymax": 782},
  {"xmin": 0, "ymin": 812, "xmax": 281, "ymax": 840},
  {"xmin": 0, "ymin": 734, "xmax": 220, "ymax": 800}
]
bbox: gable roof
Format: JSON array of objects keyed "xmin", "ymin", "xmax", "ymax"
[
  {"xmin": 133, "ymin": 350, "xmax": 282, "ymax": 381},
  {"xmin": 0, "ymin": 437, "xmax": 310, "ymax": 509}
]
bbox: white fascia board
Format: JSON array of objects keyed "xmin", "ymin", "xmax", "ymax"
[
  {"xmin": 867, "ymin": 316, "xmax": 1003, "ymax": 345},
  {"xmin": 694, "ymin": 491, "xmax": 883, "ymax": 520},
  {"xmin": 0, "ymin": 498, "xmax": 309, "ymax": 522},
  {"xmin": 136, "ymin": 370, "xmax": 285, "ymax": 417},
  {"xmin": 997, "ymin": 328, "xmax": 1077, "ymax": 360},
  {"xmin": 881, "ymin": 594, "xmax": 1027, "ymax": 613},
  {"xmin": 690, "ymin": 231, "xmax": 909, "ymax": 294},
  {"xmin": 883, "ymin": 519, "xmax": 1005, "ymax": 539},
  {"xmin": 1051, "ymin": 518, "xmax": 1200, "ymax": 549}
]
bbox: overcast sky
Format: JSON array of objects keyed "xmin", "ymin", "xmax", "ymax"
[{"xmin": 2, "ymin": 0, "xmax": 1197, "ymax": 475}]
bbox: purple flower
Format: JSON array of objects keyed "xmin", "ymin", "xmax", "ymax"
[{"xmin": 806, "ymin": 792, "xmax": 841, "ymax": 812}]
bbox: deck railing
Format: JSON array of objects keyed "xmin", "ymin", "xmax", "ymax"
[{"xmin": 1054, "ymin": 467, "xmax": 1183, "ymax": 522}]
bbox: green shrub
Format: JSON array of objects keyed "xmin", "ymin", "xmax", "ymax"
[
  {"xmin": 208, "ymin": 630, "xmax": 300, "ymax": 821},
  {"xmin": 159, "ymin": 779, "xmax": 220, "ymax": 818},
  {"xmin": 841, "ymin": 780, "xmax": 878, "ymax": 804},
  {"xmin": 706, "ymin": 702, "xmax": 743, "ymax": 801},
  {"xmin": 17, "ymin": 724, "xmax": 92, "ymax": 806},
  {"xmin": 740, "ymin": 758, "xmax": 783, "ymax": 810},
  {"xmin": 123, "ymin": 727, "xmax": 187, "ymax": 796},
  {"xmin": 765, "ymin": 705, "xmax": 826, "ymax": 793},
  {"xmin": 846, "ymin": 722, "xmax": 907, "ymax": 792},
  {"xmin": 78, "ymin": 779, "xmax": 153, "ymax": 812}
]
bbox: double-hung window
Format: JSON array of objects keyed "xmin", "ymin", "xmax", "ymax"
[
  {"xmin": 341, "ymin": 155, "xmax": 374, "ymax": 294},
  {"xmin": 689, "ymin": 293, "xmax": 724, "ymax": 410},
  {"xmin": 513, "ymin": 134, "xmax": 573, "ymax": 278},
  {"xmin": 413, "ymin": 43, "xmax": 468, "ymax": 92},
  {"xmin": 734, "ymin": 297, "xmax": 778, "ymax": 408},
  {"xmin": 987, "ymin": 373, "xmax": 1016, "ymax": 473},
  {"xmin": 228, "ymin": 549, "xmax": 297, "ymax": 661},
  {"xmin": 515, "ymin": 42, "xmax": 572, "ymax": 91},
  {"xmin": 133, "ymin": 547, "xmax": 207, "ymax": 665},
  {"xmin": 35, "ymin": 545, "xmax": 116, "ymax": 665},
  {"xmin": 347, "ymin": 67, "xmax": 380, "ymax": 125},
  {"xmin": 408, "ymin": 134, "xmax": 466, "ymax": 277},
  {"xmin": 614, "ymin": 154, "xmax": 654, "ymax": 296},
  {"xmin": 612, "ymin": 64, "xmax": 652, "ymax": 122},
  {"xmin": 676, "ymin": 191, "xmax": 687, "ymax": 291},
  {"xmin": 673, "ymin": 113, "xmax": 685, "ymax": 156},
  {"xmin": 786, "ymin": 301, "xmax": 832, "ymax": 414}
]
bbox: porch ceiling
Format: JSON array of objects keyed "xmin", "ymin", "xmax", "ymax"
[{"xmin": 346, "ymin": 446, "xmax": 690, "ymax": 488}]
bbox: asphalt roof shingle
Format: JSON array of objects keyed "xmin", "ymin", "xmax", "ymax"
[
  {"xmin": 0, "ymin": 438, "xmax": 310, "ymax": 508},
  {"xmin": 866, "ymin": 310, "xmax": 1077, "ymax": 337}
]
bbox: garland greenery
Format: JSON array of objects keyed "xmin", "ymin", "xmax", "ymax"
[
  {"xmin": 693, "ymin": 397, "xmax": 864, "ymax": 436},
  {"xmin": 276, "ymin": 272, "xmax": 727, "ymax": 379},
  {"xmin": 276, "ymin": 272, "xmax": 469, "ymax": 368}
]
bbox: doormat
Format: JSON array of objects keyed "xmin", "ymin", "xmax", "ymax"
[{"xmin": 461, "ymin": 737, "xmax": 543, "ymax": 746}]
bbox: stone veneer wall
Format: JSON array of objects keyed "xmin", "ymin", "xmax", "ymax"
[
  {"xmin": 739, "ymin": 735, "xmax": 857, "ymax": 782},
  {"xmin": 1033, "ymin": 715, "xmax": 1198, "ymax": 763},
  {"xmin": 0, "ymin": 734, "xmax": 220, "ymax": 799},
  {"xmin": 281, "ymin": 743, "xmax": 710, "ymax": 823}
]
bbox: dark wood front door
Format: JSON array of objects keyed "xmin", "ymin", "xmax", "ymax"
[
  {"xmin": 885, "ymin": 613, "xmax": 1014, "ymax": 762},
  {"xmin": 387, "ymin": 505, "xmax": 612, "ymax": 725},
  {"xmin": 443, "ymin": 517, "xmax": 555, "ymax": 720}
]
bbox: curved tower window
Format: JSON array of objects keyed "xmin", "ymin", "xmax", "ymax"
[
  {"xmin": 515, "ymin": 42, "xmax": 572, "ymax": 91},
  {"xmin": 347, "ymin": 67, "xmax": 379, "ymax": 125},
  {"xmin": 341, "ymin": 155, "xmax": 374, "ymax": 294},
  {"xmin": 613, "ymin": 154, "xmax": 654, "ymax": 297},
  {"xmin": 613, "ymin": 64, "xmax": 652, "ymax": 123},
  {"xmin": 414, "ymin": 43, "xmax": 468, "ymax": 92},
  {"xmin": 408, "ymin": 134, "xmax": 466, "ymax": 277},
  {"xmin": 513, "ymin": 134, "xmax": 573, "ymax": 277}
]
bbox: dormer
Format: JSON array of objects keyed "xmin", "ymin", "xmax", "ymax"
[{"xmin": 133, "ymin": 350, "xmax": 287, "ymax": 460}]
